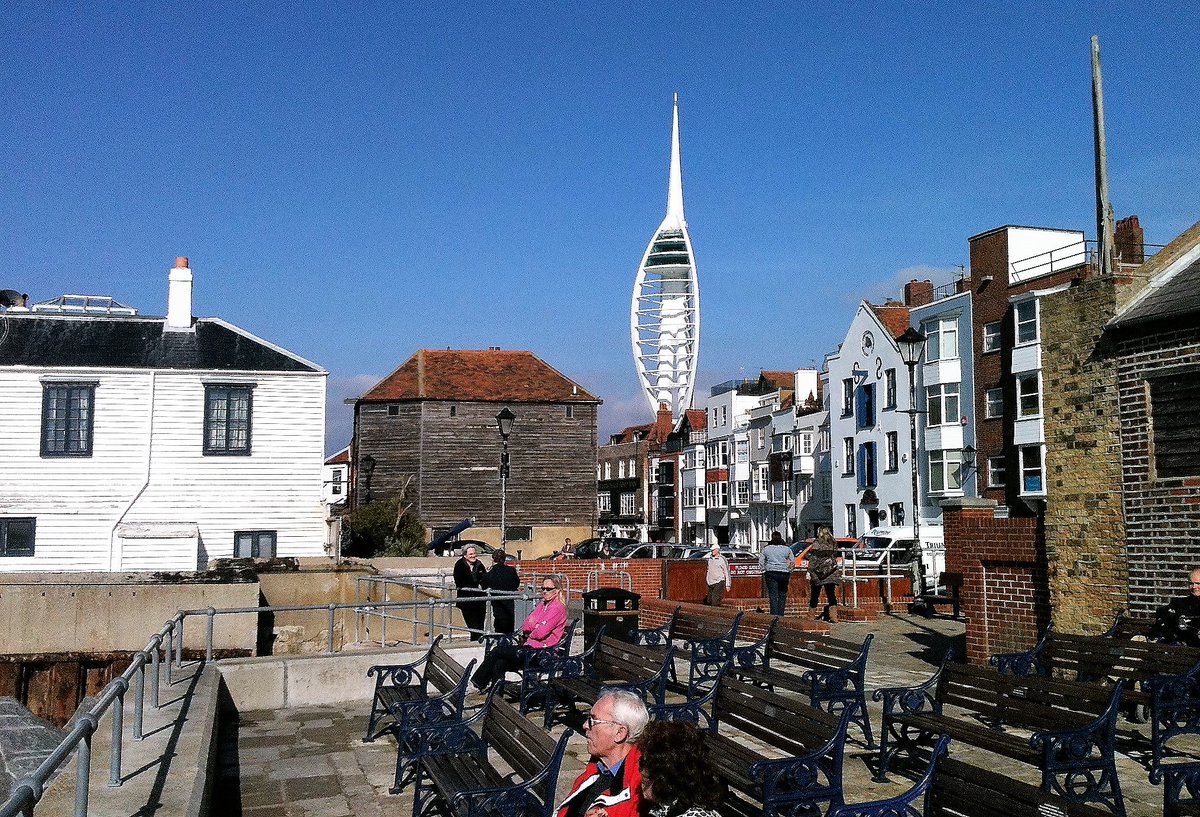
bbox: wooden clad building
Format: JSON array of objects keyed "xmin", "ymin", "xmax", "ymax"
[{"xmin": 351, "ymin": 348, "xmax": 601, "ymax": 555}]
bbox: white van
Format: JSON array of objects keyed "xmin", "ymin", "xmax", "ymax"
[{"xmin": 843, "ymin": 525, "xmax": 946, "ymax": 597}]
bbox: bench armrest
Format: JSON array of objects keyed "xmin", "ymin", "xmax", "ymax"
[
  {"xmin": 540, "ymin": 627, "xmax": 606, "ymax": 680},
  {"xmin": 990, "ymin": 626, "xmax": 1050, "ymax": 677},
  {"xmin": 632, "ymin": 606, "xmax": 680, "ymax": 647},
  {"xmin": 873, "ymin": 649, "xmax": 949, "ymax": 716},
  {"xmin": 405, "ymin": 695, "xmax": 491, "ymax": 755},
  {"xmin": 367, "ymin": 660, "xmax": 424, "ymax": 690},
  {"xmin": 801, "ymin": 632, "xmax": 872, "ymax": 698},
  {"xmin": 480, "ymin": 632, "xmax": 520, "ymax": 657},
  {"xmin": 1028, "ymin": 680, "xmax": 1124, "ymax": 765},
  {"xmin": 729, "ymin": 618, "xmax": 776, "ymax": 671},
  {"xmin": 648, "ymin": 664, "xmax": 723, "ymax": 733},
  {"xmin": 826, "ymin": 735, "xmax": 949, "ymax": 817},
  {"xmin": 749, "ymin": 707, "xmax": 851, "ymax": 805}
]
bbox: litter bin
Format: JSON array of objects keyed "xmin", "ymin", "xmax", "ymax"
[{"xmin": 581, "ymin": 587, "xmax": 640, "ymax": 648}]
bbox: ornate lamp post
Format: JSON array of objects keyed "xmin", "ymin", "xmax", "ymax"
[
  {"xmin": 895, "ymin": 327, "xmax": 928, "ymax": 573},
  {"xmin": 496, "ymin": 408, "xmax": 516, "ymax": 548},
  {"xmin": 360, "ymin": 454, "xmax": 376, "ymax": 505}
]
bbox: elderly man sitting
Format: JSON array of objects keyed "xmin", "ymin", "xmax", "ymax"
[{"xmin": 556, "ymin": 689, "xmax": 648, "ymax": 817}]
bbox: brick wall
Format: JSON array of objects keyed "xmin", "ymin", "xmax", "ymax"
[
  {"xmin": 1115, "ymin": 324, "xmax": 1200, "ymax": 614},
  {"xmin": 942, "ymin": 498, "xmax": 1049, "ymax": 664},
  {"xmin": 1040, "ymin": 276, "xmax": 1128, "ymax": 633},
  {"xmin": 511, "ymin": 558, "xmax": 664, "ymax": 601}
]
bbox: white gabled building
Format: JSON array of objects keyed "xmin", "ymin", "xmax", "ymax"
[
  {"xmin": 0, "ymin": 258, "xmax": 328, "ymax": 572},
  {"xmin": 826, "ymin": 300, "xmax": 917, "ymax": 539}
]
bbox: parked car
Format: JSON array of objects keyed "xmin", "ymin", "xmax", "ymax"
[
  {"xmin": 841, "ymin": 526, "xmax": 947, "ymax": 596},
  {"xmin": 535, "ymin": 536, "xmax": 640, "ymax": 560},
  {"xmin": 427, "ymin": 538, "xmax": 496, "ymax": 558},
  {"xmin": 682, "ymin": 545, "xmax": 755, "ymax": 560},
  {"xmin": 610, "ymin": 542, "xmax": 688, "ymax": 559}
]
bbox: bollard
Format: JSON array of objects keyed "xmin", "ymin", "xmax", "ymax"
[
  {"xmin": 133, "ymin": 652, "xmax": 145, "ymax": 740},
  {"xmin": 108, "ymin": 678, "xmax": 129, "ymax": 787},
  {"xmin": 206, "ymin": 608, "xmax": 216, "ymax": 662}
]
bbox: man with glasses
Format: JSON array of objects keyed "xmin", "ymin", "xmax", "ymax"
[
  {"xmin": 556, "ymin": 690, "xmax": 647, "ymax": 817},
  {"xmin": 471, "ymin": 576, "xmax": 568, "ymax": 691},
  {"xmin": 1150, "ymin": 567, "xmax": 1200, "ymax": 647}
]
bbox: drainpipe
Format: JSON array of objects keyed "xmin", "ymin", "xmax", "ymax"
[{"xmin": 109, "ymin": 371, "xmax": 156, "ymax": 571}]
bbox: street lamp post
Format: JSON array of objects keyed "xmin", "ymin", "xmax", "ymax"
[
  {"xmin": 896, "ymin": 326, "xmax": 928, "ymax": 600},
  {"xmin": 496, "ymin": 408, "xmax": 516, "ymax": 549}
]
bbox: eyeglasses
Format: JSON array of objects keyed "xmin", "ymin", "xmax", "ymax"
[
  {"xmin": 585, "ymin": 715, "xmax": 622, "ymax": 729},
  {"xmin": 1189, "ymin": 582, "xmax": 1200, "ymax": 586},
  {"xmin": 541, "ymin": 586, "xmax": 557, "ymax": 592}
]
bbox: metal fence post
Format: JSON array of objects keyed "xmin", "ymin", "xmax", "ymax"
[
  {"xmin": 327, "ymin": 604, "xmax": 337, "ymax": 655},
  {"xmin": 150, "ymin": 634, "xmax": 162, "ymax": 708},
  {"xmin": 175, "ymin": 614, "xmax": 184, "ymax": 668},
  {"xmin": 108, "ymin": 677, "xmax": 128, "ymax": 787},
  {"xmin": 164, "ymin": 623, "xmax": 174, "ymax": 686},
  {"xmin": 75, "ymin": 713, "xmax": 98, "ymax": 817},
  {"xmin": 427, "ymin": 598, "xmax": 435, "ymax": 645},
  {"xmin": 133, "ymin": 652, "xmax": 145, "ymax": 741},
  {"xmin": 206, "ymin": 608, "xmax": 216, "ymax": 663}
]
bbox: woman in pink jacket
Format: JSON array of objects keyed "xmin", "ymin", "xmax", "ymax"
[{"xmin": 472, "ymin": 576, "xmax": 567, "ymax": 690}]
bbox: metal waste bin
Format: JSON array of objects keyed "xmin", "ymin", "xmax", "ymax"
[{"xmin": 581, "ymin": 587, "xmax": 640, "ymax": 648}]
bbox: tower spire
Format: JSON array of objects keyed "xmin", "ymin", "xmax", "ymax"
[
  {"xmin": 1092, "ymin": 35, "xmax": 1116, "ymax": 277},
  {"xmin": 666, "ymin": 92, "xmax": 685, "ymax": 224}
]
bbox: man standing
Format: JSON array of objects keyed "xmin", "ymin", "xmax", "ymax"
[
  {"xmin": 705, "ymin": 545, "xmax": 732, "ymax": 607},
  {"xmin": 453, "ymin": 545, "xmax": 488, "ymax": 641},
  {"xmin": 1150, "ymin": 567, "xmax": 1200, "ymax": 647},
  {"xmin": 758, "ymin": 532, "xmax": 795, "ymax": 617},
  {"xmin": 557, "ymin": 690, "xmax": 647, "ymax": 817},
  {"xmin": 486, "ymin": 550, "xmax": 520, "ymax": 635}
]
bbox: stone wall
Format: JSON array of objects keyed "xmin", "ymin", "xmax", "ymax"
[
  {"xmin": 942, "ymin": 498, "xmax": 1048, "ymax": 664},
  {"xmin": 1039, "ymin": 276, "xmax": 1128, "ymax": 633}
]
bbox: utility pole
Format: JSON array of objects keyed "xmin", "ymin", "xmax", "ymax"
[{"xmin": 1092, "ymin": 35, "xmax": 1116, "ymax": 277}]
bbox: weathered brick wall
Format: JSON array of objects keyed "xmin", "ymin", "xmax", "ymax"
[
  {"xmin": 511, "ymin": 558, "xmax": 664, "ymax": 602},
  {"xmin": 942, "ymin": 498, "xmax": 1048, "ymax": 664},
  {"xmin": 1115, "ymin": 325, "xmax": 1200, "ymax": 614},
  {"xmin": 1040, "ymin": 276, "xmax": 1128, "ymax": 633}
]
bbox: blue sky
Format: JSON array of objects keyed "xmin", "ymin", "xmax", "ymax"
[{"xmin": 4, "ymin": 4, "xmax": 1197, "ymax": 454}]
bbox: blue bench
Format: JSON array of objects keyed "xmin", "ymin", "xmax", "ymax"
[
  {"xmin": 876, "ymin": 653, "xmax": 1127, "ymax": 817},
  {"xmin": 364, "ymin": 636, "xmax": 475, "ymax": 744},
  {"xmin": 633, "ymin": 607, "xmax": 744, "ymax": 698},
  {"xmin": 478, "ymin": 618, "xmax": 578, "ymax": 715},
  {"xmin": 1156, "ymin": 761, "xmax": 1200, "ymax": 817},
  {"xmin": 543, "ymin": 632, "xmax": 675, "ymax": 728}
]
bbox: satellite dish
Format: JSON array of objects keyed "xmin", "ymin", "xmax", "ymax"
[{"xmin": 0, "ymin": 290, "xmax": 24, "ymax": 308}]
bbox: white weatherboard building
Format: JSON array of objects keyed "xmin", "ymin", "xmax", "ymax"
[
  {"xmin": 631, "ymin": 93, "xmax": 700, "ymax": 418},
  {"xmin": 0, "ymin": 259, "xmax": 328, "ymax": 572}
]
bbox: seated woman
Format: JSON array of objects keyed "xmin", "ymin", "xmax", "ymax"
[
  {"xmin": 638, "ymin": 720, "xmax": 723, "ymax": 817},
  {"xmin": 471, "ymin": 576, "xmax": 567, "ymax": 691}
]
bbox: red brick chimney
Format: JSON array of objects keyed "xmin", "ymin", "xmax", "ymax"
[
  {"xmin": 904, "ymin": 279, "xmax": 934, "ymax": 307},
  {"xmin": 1115, "ymin": 215, "xmax": 1144, "ymax": 266},
  {"xmin": 653, "ymin": 403, "xmax": 673, "ymax": 442}
]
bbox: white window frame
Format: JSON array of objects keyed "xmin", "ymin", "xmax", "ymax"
[
  {"xmin": 987, "ymin": 456, "xmax": 1007, "ymax": 488},
  {"xmin": 619, "ymin": 492, "xmax": 635, "ymax": 516},
  {"xmin": 985, "ymin": 387, "xmax": 1004, "ymax": 419},
  {"xmin": 618, "ymin": 460, "xmax": 626, "ymax": 479},
  {"xmin": 1017, "ymin": 373, "xmax": 1041, "ymax": 418},
  {"xmin": 842, "ymin": 378, "xmax": 854, "ymax": 417},
  {"xmin": 982, "ymin": 321, "xmax": 1001, "ymax": 353},
  {"xmin": 1019, "ymin": 445, "xmax": 1045, "ymax": 495},
  {"xmin": 845, "ymin": 505, "xmax": 857, "ymax": 538},
  {"xmin": 926, "ymin": 382, "xmax": 961, "ymax": 427},
  {"xmin": 736, "ymin": 439, "xmax": 749, "ymax": 463},
  {"xmin": 800, "ymin": 433, "xmax": 813, "ymax": 455},
  {"xmin": 928, "ymin": 449, "xmax": 963, "ymax": 494},
  {"xmin": 922, "ymin": 317, "xmax": 959, "ymax": 362},
  {"xmin": 598, "ymin": 493, "xmax": 611, "ymax": 513},
  {"xmin": 884, "ymin": 368, "xmax": 897, "ymax": 409},
  {"xmin": 1015, "ymin": 299, "xmax": 1039, "ymax": 345},
  {"xmin": 842, "ymin": 437, "xmax": 855, "ymax": 475},
  {"xmin": 885, "ymin": 431, "xmax": 898, "ymax": 472},
  {"xmin": 735, "ymin": 480, "xmax": 750, "ymax": 505}
]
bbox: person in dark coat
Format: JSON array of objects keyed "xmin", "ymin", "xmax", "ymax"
[
  {"xmin": 453, "ymin": 545, "xmax": 488, "ymax": 641},
  {"xmin": 1149, "ymin": 568, "xmax": 1200, "ymax": 647},
  {"xmin": 486, "ymin": 550, "xmax": 521, "ymax": 634}
]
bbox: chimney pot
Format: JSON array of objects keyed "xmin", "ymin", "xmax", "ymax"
[{"xmin": 175, "ymin": 256, "xmax": 189, "ymax": 269}]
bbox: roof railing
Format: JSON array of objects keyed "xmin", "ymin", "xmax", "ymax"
[{"xmin": 30, "ymin": 295, "xmax": 139, "ymax": 316}]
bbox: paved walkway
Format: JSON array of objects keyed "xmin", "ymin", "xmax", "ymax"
[{"xmin": 211, "ymin": 613, "xmax": 1173, "ymax": 817}]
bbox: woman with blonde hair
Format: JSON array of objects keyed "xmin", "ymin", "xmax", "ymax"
[{"xmin": 807, "ymin": 527, "xmax": 842, "ymax": 620}]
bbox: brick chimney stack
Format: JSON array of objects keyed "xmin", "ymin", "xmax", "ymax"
[
  {"xmin": 166, "ymin": 256, "xmax": 193, "ymax": 332},
  {"xmin": 1115, "ymin": 215, "xmax": 1145, "ymax": 266},
  {"xmin": 904, "ymin": 279, "xmax": 934, "ymax": 307}
]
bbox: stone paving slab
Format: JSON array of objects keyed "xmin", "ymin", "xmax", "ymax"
[{"xmin": 210, "ymin": 613, "xmax": 1186, "ymax": 817}]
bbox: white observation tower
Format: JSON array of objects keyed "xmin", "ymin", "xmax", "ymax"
[{"xmin": 631, "ymin": 93, "xmax": 700, "ymax": 417}]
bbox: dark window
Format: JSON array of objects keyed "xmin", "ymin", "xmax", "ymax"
[
  {"xmin": 204, "ymin": 385, "xmax": 253, "ymax": 455},
  {"xmin": 504, "ymin": 526, "xmax": 533, "ymax": 542},
  {"xmin": 388, "ymin": 404, "xmax": 400, "ymax": 416},
  {"xmin": 857, "ymin": 442, "xmax": 877, "ymax": 488},
  {"xmin": 841, "ymin": 378, "xmax": 854, "ymax": 417},
  {"xmin": 0, "ymin": 518, "xmax": 35, "ymax": 557},
  {"xmin": 332, "ymin": 469, "xmax": 342, "ymax": 495},
  {"xmin": 42, "ymin": 383, "xmax": 95, "ymax": 457},
  {"xmin": 566, "ymin": 405, "xmax": 574, "ymax": 419},
  {"xmin": 234, "ymin": 530, "xmax": 276, "ymax": 558},
  {"xmin": 449, "ymin": 405, "xmax": 457, "ymax": 417},
  {"xmin": 885, "ymin": 432, "xmax": 899, "ymax": 472},
  {"xmin": 1149, "ymin": 372, "xmax": 1200, "ymax": 479},
  {"xmin": 884, "ymin": 369, "xmax": 897, "ymax": 409},
  {"xmin": 855, "ymin": 383, "xmax": 876, "ymax": 430}
]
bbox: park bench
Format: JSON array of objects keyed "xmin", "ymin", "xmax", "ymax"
[
  {"xmin": 703, "ymin": 674, "xmax": 852, "ymax": 817},
  {"xmin": 1156, "ymin": 760, "xmax": 1200, "ymax": 817},
  {"xmin": 411, "ymin": 693, "xmax": 571, "ymax": 817},
  {"xmin": 364, "ymin": 635, "xmax": 476, "ymax": 743},
  {"xmin": 478, "ymin": 618, "xmax": 578, "ymax": 715},
  {"xmin": 543, "ymin": 633, "xmax": 675, "ymax": 728},
  {"xmin": 992, "ymin": 624, "xmax": 1200, "ymax": 772},
  {"xmin": 632, "ymin": 607, "xmax": 743, "ymax": 697},
  {"xmin": 876, "ymin": 654, "xmax": 1127, "ymax": 816},
  {"xmin": 731, "ymin": 625, "xmax": 875, "ymax": 747},
  {"xmin": 828, "ymin": 735, "xmax": 1111, "ymax": 817}
]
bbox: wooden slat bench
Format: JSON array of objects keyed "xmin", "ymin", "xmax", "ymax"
[
  {"xmin": 478, "ymin": 618, "xmax": 578, "ymax": 716},
  {"xmin": 543, "ymin": 633, "xmax": 675, "ymax": 728},
  {"xmin": 876, "ymin": 655, "xmax": 1127, "ymax": 816},
  {"xmin": 731, "ymin": 625, "xmax": 875, "ymax": 747},
  {"xmin": 364, "ymin": 636, "xmax": 475, "ymax": 743},
  {"xmin": 828, "ymin": 736, "xmax": 1112, "ymax": 817},
  {"xmin": 705, "ymin": 675, "xmax": 852, "ymax": 817},
  {"xmin": 633, "ymin": 607, "xmax": 743, "ymax": 697},
  {"xmin": 992, "ymin": 625, "xmax": 1200, "ymax": 772},
  {"xmin": 411, "ymin": 694, "xmax": 571, "ymax": 817}
]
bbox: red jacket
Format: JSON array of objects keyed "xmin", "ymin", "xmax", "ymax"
[{"xmin": 556, "ymin": 745, "xmax": 643, "ymax": 817}]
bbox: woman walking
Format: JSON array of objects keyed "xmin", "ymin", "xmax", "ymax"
[{"xmin": 807, "ymin": 527, "xmax": 842, "ymax": 620}]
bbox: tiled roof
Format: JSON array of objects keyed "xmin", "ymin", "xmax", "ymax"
[
  {"xmin": 868, "ymin": 300, "xmax": 911, "ymax": 340},
  {"xmin": 325, "ymin": 447, "xmax": 350, "ymax": 465},
  {"xmin": 1110, "ymin": 220, "xmax": 1200, "ymax": 329},
  {"xmin": 683, "ymin": 408, "xmax": 707, "ymax": 431},
  {"xmin": 0, "ymin": 314, "xmax": 322, "ymax": 372},
  {"xmin": 759, "ymin": 370, "xmax": 794, "ymax": 391},
  {"xmin": 359, "ymin": 349, "xmax": 600, "ymax": 403}
]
